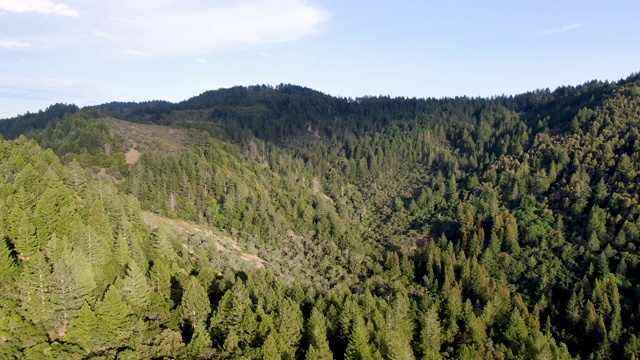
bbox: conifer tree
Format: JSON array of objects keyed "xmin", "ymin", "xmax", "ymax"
[
  {"xmin": 82, "ymin": 225, "xmax": 112, "ymax": 288},
  {"xmin": 50, "ymin": 247, "xmax": 96, "ymax": 331},
  {"xmin": 16, "ymin": 252, "xmax": 52, "ymax": 327},
  {"xmin": 180, "ymin": 276, "xmax": 212, "ymax": 330},
  {"xmin": 381, "ymin": 293, "xmax": 415, "ymax": 360},
  {"xmin": 276, "ymin": 298, "xmax": 304, "ymax": 357},
  {"xmin": 33, "ymin": 180, "xmax": 77, "ymax": 243},
  {"xmin": 65, "ymin": 302, "xmax": 97, "ymax": 352},
  {"xmin": 7, "ymin": 206, "xmax": 38, "ymax": 259},
  {"xmin": 419, "ymin": 306, "xmax": 443, "ymax": 360},
  {"xmin": 95, "ymin": 285, "xmax": 132, "ymax": 350},
  {"xmin": 122, "ymin": 261, "xmax": 151, "ymax": 312},
  {"xmin": 0, "ymin": 239, "xmax": 15, "ymax": 282},
  {"xmin": 262, "ymin": 331, "xmax": 282, "ymax": 360},
  {"xmin": 344, "ymin": 316, "xmax": 374, "ymax": 360},
  {"xmin": 306, "ymin": 307, "xmax": 333, "ymax": 360},
  {"xmin": 186, "ymin": 324, "xmax": 212, "ymax": 359},
  {"xmin": 210, "ymin": 280, "xmax": 251, "ymax": 346}
]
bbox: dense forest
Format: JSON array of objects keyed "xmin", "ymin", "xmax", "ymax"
[{"xmin": 1, "ymin": 73, "xmax": 640, "ymax": 359}]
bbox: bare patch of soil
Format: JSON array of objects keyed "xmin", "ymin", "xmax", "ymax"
[
  {"xmin": 240, "ymin": 253, "xmax": 267, "ymax": 269},
  {"xmin": 125, "ymin": 142, "xmax": 141, "ymax": 164}
]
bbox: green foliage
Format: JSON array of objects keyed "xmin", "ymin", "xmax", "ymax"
[
  {"xmin": 0, "ymin": 103, "xmax": 79, "ymax": 140},
  {"xmin": 35, "ymin": 108, "xmax": 127, "ymax": 173},
  {"xmin": 306, "ymin": 307, "xmax": 333, "ymax": 360},
  {"xmin": 344, "ymin": 315, "xmax": 378, "ymax": 360},
  {"xmin": 0, "ymin": 239, "xmax": 15, "ymax": 282},
  {"xmin": 95, "ymin": 285, "xmax": 132, "ymax": 350},
  {"xmin": 65, "ymin": 302, "xmax": 97, "ymax": 352},
  {"xmin": 186, "ymin": 324, "xmax": 212, "ymax": 359},
  {"xmin": 179, "ymin": 276, "xmax": 211, "ymax": 330},
  {"xmin": 2, "ymin": 73, "xmax": 640, "ymax": 358}
]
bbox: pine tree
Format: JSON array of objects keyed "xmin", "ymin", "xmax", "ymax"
[
  {"xmin": 7, "ymin": 206, "xmax": 38, "ymax": 259},
  {"xmin": 381, "ymin": 294, "xmax": 415, "ymax": 360},
  {"xmin": 180, "ymin": 276, "xmax": 212, "ymax": 330},
  {"xmin": 50, "ymin": 247, "xmax": 96, "ymax": 332},
  {"xmin": 624, "ymin": 334, "xmax": 640, "ymax": 360},
  {"xmin": 210, "ymin": 280, "xmax": 251, "ymax": 347},
  {"xmin": 82, "ymin": 225, "xmax": 112, "ymax": 289},
  {"xmin": 113, "ymin": 233, "xmax": 132, "ymax": 269},
  {"xmin": 504, "ymin": 310, "xmax": 529, "ymax": 355},
  {"xmin": 565, "ymin": 287, "xmax": 583, "ymax": 325},
  {"xmin": 344, "ymin": 316, "xmax": 374, "ymax": 360},
  {"xmin": 306, "ymin": 307, "xmax": 333, "ymax": 360},
  {"xmin": 33, "ymin": 180, "xmax": 77, "ymax": 243},
  {"xmin": 418, "ymin": 306, "xmax": 443, "ymax": 360},
  {"xmin": 0, "ymin": 239, "xmax": 15, "ymax": 282},
  {"xmin": 122, "ymin": 261, "xmax": 151, "ymax": 312},
  {"xmin": 594, "ymin": 178, "xmax": 609, "ymax": 205},
  {"xmin": 262, "ymin": 331, "xmax": 282, "ymax": 360},
  {"xmin": 276, "ymin": 298, "xmax": 304, "ymax": 358},
  {"xmin": 186, "ymin": 324, "xmax": 212, "ymax": 359},
  {"xmin": 95, "ymin": 285, "xmax": 132, "ymax": 350},
  {"xmin": 147, "ymin": 261, "xmax": 173, "ymax": 323},
  {"xmin": 150, "ymin": 329, "xmax": 185, "ymax": 359},
  {"xmin": 65, "ymin": 302, "xmax": 97, "ymax": 352},
  {"xmin": 16, "ymin": 252, "xmax": 52, "ymax": 327}
]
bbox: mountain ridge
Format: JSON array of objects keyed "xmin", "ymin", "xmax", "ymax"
[{"xmin": 1, "ymin": 72, "xmax": 640, "ymax": 358}]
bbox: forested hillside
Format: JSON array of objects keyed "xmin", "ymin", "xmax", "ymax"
[{"xmin": 1, "ymin": 73, "xmax": 640, "ymax": 359}]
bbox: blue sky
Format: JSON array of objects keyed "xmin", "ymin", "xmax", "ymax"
[{"xmin": 1, "ymin": 0, "xmax": 639, "ymax": 118}]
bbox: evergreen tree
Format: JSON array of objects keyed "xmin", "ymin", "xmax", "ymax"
[
  {"xmin": 381, "ymin": 294, "xmax": 415, "ymax": 360},
  {"xmin": 16, "ymin": 252, "xmax": 52, "ymax": 327},
  {"xmin": 180, "ymin": 276, "xmax": 212, "ymax": 330},
  {"xmin": 122, "ymin": 261, "xmax": 151, "ymax": 312},
  {"xmin": 276, "ymin": 298, "xmax": 304, "ymax": 358},
  {"xmin": 0, "ymin": 239, "xmax": 15, "ymax": 282},
  {"xmin": 186, "ymin": 324, "xmax": 212, "ymax": 359},
  {"xmin": 7, "ymin": 206, "xmax": 38, "ymax": 259},
  {"xmin": 256, "ymin": 330, "xmax": 278, "ymax": 360},
  {"xmin": 344, "ymin": 316, "xmax": 375, "ymax": 360},
  {"xmin": 50, "ymin": 246, "xmax": 96, "ymax": 332},
  {"xmin": 419, "ymin": 306, "xmax": 443, "ymax": 360},
  {"xmin": 306, "ymin": 307, "xmax": 333, "ymax": 360},
  {"xmin": 65, "ymin": 302, "xmax": 97, "ymax": 352},
  {"xmin": 95, "ymin": 285, "xmax": 132, "ymax": 350}
]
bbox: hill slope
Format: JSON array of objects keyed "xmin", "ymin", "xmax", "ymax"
[{"xmin": 1, "ymin": 74, "xmax": 640, "ymax": 358}]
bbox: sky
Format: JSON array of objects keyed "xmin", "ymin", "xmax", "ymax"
[{"xmin": 1, "ymin": 0, "xmax": 640, "ymax": 118}]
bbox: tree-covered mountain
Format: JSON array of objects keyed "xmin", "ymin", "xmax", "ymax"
[
  {"xmin": 0, "ymin": 103, "xmax": 79, "ymax": 140},
  {"xmin": 1, "ymin": 73, "xmax": 640, "ymax": 358}
]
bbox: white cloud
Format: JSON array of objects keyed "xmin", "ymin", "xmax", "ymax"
[
  {"xmin": 105, "ymin": 0, "xmax": 331, "ymax": 57},
  {"xmin": 0, "ymin": 39, "xmax": 31, "ymax": 49},
  {"xmin": 91, "ymin": 30, "xmax": 109, "ymax": 38},
  {"xmin": 126, "ymin": 50, "xmax": 151, "ymax": 57},
  {"xmin": 0, "ymin": 0, "xmax": 330, "ymax": 60},
  {"xmin": 0, "ymin": 0, "xmax": 79, "ymax": 17},
  {"xmin": 536, "ymin": 23, "xmax": 581, "ymax": 36},
  {"xmin": 196, "ymin": 58, "xmax": 208, "ymax": 64}
]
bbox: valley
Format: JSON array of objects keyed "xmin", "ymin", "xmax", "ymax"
[{"xmin": 1, "ymin": 76, "xmax": 640, "ymax": 358}]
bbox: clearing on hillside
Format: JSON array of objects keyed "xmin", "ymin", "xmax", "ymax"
[
  {"xmin": 106, "ymin": 118, "xmax": 188, "ymax": 162},
  {"xmin": 141, "ymin": 211, "xmax": 268, "ymax": 271}
]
